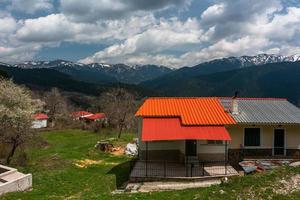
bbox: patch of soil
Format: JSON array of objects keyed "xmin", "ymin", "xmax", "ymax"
[
  {"xmin": 74, "ymin": 159, "xmax": 118, "ymax": 168},
  {"xmin": 37, "ymin": 139, "xmax": 50, "ymax": 149},
  {"xmin": 39, "ymin": 154, "xmax": 68, "ymax": 169},
  {"xmin": 274, "ymin": 174, "xmax": 300, "ymax": 195}
]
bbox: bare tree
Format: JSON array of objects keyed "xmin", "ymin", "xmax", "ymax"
[
  {"xmin": 100, "ymin": 88, "xmax": 137, "ymax": 138},
  {"xmin": 0, "ymin": 79, "xmax": 43, "ymax": 164},
  {"xmin": 44, "ymin": 88, "xmax": 69, "ymax": 127}
]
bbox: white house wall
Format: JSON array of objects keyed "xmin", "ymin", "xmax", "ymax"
[
  {"xmin": 139, "ymin": 140, "xmax": 183, "ymax": 151},
  {"xmin": 227, "ymin": 125, "xmax": 300, "ymax": 149},
  {"xmin": 32, "ymin": 120, "xmax": 47, "ymax": 129}
]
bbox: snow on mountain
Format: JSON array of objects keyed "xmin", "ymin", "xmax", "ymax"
[
  {"xmin": 0, "ymin": 62, "xmax": 11, "ymax": 67},
  {"xmin": 3, "ymin": 54, "xmax": 299, "ymax": 84},
  {"xmin": 13, "ymin": 60, "xmax": 85, "ymax": 69},
  {"xmin": 225, "ymin": 54, "xmax": 300, "ymax": 68}
]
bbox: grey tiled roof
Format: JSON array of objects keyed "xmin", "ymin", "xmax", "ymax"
[{"xmin": 220, "ymin": 98, "xmax": 300, "ymax": 124}]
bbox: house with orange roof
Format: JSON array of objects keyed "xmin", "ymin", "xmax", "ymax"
[{"xmin": 131, "ymin": 96, "xmax": 300, "ymax": 179}]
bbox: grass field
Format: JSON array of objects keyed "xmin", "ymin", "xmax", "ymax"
[{"xmin": 1, "ymin": 129, "xmax": 300, "ymax": 200}]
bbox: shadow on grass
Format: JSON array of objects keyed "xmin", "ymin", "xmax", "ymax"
[{"xmin": 107, "ymin": 160, "xmax": 133, "ymax": 189}]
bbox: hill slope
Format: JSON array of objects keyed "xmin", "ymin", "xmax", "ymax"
[
  {"xmin": 0, "ymin": 69, "xmax": 9, "ymax": 78},
  {"xmin": 0, "ymin": 65, "xmax": 104, "ymax": 95},
  {"xmin": 0, "ymin": 64, "xmax": 157, "ymax": 97},
  {"xmin": 141, "ymin": 62, "xmax": 300, "ymax": 104},
  {"xmin": 88, "ymin": 63, "xmax": 173, "ymax": 84}
]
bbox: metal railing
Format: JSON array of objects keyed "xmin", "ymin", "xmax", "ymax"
[{"xmin": 130, "ymin": 159, "xmax": 229, "ymax": 178}]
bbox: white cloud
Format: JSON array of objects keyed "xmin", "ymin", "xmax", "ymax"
[
  {"xmin": 10, "ymin": 0, "xmax": 53, "ymax": 14},
  {"xmin": 1, "ymin": 13, "xmax": 157, "ymax": 62},
  {"xmin": 0, "ymin": 16, "xmax": 17, "ymax": 34},
  {"xmin": 81, "ymin": 36, "xmax": 270, "ymax": 68},
  {"xmin": 79, "ymin": 17, "xmax": 202, "ymax": 64},
  {"xmin": 16, "ymin": 14, "xmax": 75, "ymax": 42},
  {"xmin": 60, "ymin": 0, "xmax": 189, "ymax": 22},
  {"xmin": 200, "ymin": 0, "xmax": 282, "ymax": 41},
  {"xmin": 0, "ymin": 44, "xmax": 42, "ymax": 63},
  {"xmin": 180, "ymin": 36, "xmax": 270, "ymax": 66},
  {"xmin": 15, "ymin": 14, "xmax": 156, "ymax": 43},
  {"xmin": 2, "ymin": 0, "xmax": 300, "ymax": 67},
  {"xmin": 254, "ymin": 7, "xmax": 300, "ymax": 41}
]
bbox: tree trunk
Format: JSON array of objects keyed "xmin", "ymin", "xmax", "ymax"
[
  {"xmin": 117, "ymin": 124, "xmax": 124, "ymax": 139},
  {"xmin": 6, "ymin": 142, "xmax": 18, "ymax": 165}
]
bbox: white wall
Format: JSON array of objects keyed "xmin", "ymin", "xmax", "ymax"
[
  {"xmin": 197, "ymin": 140, "xmax": 226, "ymax": 154},
  {"xmin": 140, "ymin": 140, "xmax": 183, "ymax": 151},
  {"xmin": 227, "ymin": 124, "xmax": 300, "ymax": 149},
  {"xmin": 32, "ymin": 120, "xmax": 47, "ymax": 129}
]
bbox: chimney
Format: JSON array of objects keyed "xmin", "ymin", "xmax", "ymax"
[{"xmin": 231, "ymin": 91, "xmax": 239, "ymax": 115}]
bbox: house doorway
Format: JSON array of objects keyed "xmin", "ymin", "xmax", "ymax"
[
  {"xmin": 274, "ymin": 129, "xmax": 285, "ymax": 156},
  {"xmin": 186, "ymin": 140, "xmax": 197, "ymax": 156}
]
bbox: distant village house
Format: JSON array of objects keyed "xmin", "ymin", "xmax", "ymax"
[
  {"xmin": 32, "ymin": 113, "xmax": 49, "ymax": 129},
  {"xmin": 71, "ymin": 111, "xmax": 93, "ymax": 120}
]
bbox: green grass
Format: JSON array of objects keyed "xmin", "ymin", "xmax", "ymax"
[{"xmin": 1, "ymin": 129, "xmax": 300, "ymax": 200}]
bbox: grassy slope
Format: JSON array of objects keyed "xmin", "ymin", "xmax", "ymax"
[{"xmin": 1, "ymin": 130, "xmax": 300, "ymax": 200}]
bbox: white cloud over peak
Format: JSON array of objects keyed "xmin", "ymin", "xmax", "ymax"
[
  {"xmin": 80, "ymin": 17, "xmax": 202, "ymax": 64},
  {"xmin": 80, "ymin": 0, "xmax": 300, "ymax": 67}
]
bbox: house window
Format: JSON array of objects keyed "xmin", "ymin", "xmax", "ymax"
[
  {"xmin": 207, "ymin": 140, "xmax": 223, "ymax": 145},
  {"xmin": 244, "ymin": 128, "xmax": 260, "ymax": 146}
]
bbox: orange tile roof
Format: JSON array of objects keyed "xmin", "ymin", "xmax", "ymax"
[{"xmin": 135, "ymin": 97, "xmax": 236, "ymax": 125}]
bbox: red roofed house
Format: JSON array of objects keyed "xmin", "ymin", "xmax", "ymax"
[
  {"xmin": 85, "ymin": 113, "xmax": 106, "ymax": 122},
  {"xmin": 71, "ymin": 111, "xmax": 93, "ymax": 120},
  {"xmin": 32, "ymin": 113, "xmax": 49, "ymax": 129},
  {"xmin": 131, "ymin": 97, "xmax": 300, "ymax": 179}
]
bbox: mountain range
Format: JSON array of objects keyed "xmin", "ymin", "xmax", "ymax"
[
  {"xmin": 12, "ymin": 60, "xmax": 173, "ymax": 84},
  {"xmin": 1, "ymin": 54, "xmax": 299, "ymax": 105}
]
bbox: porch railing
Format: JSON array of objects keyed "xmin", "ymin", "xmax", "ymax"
[{"xmin": 130, "ymin": 159, "xmax": 229, "ymax": 178}]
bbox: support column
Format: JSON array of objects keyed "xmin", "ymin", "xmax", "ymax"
[
  {"xmin": 146, "ymin": 141, "xmax": 148, "ymax": 177},
  {"xmin": 225, "ymin": 141, "xmax": 228, "ymax": 175}
]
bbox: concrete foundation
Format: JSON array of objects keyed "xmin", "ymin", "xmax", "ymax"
[{"xmin": 0, "ymin": 164, "xmax": 32, "ymax": 196}]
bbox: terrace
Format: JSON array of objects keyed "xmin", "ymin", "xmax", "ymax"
[{"xmin": 130, "ymin": 160, "xmax": 238, "ymax": 180}]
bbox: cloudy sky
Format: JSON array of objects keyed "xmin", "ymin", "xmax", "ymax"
[{"xmin": 1, "ymin": 0, "xmax": 300, "ymax": 67}]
